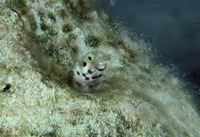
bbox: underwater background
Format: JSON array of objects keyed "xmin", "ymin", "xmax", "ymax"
[{"xmin": 100, "ymin": 0, "xmax": 200, "ymax": 106}]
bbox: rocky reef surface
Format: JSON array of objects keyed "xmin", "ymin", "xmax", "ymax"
[{"xmin": 0, "ymin": 0, "xmax": 199, "ymax": 136}]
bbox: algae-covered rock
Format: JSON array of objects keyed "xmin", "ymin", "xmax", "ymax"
[{"xmin": 0, "ymin": 0, "xmax": 199, "ymax": 136}]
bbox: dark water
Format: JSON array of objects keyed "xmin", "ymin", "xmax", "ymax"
[{"xmin": 100, "ymin": 0, "xmax": 200, "ymax": 105}]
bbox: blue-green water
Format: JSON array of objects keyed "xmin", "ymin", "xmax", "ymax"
[{"xmin": 100, "ymin": 0, "xmax": 200, "ymax": 105}]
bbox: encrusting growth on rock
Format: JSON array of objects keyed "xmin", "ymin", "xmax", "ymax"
[{"xmin": 0, "ymin": 0, "xmax": 199, "ymax": 136}]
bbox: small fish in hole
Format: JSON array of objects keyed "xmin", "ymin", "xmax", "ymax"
[{"xmin": 71, "ymin": 52, "xmax": 108, "ymax": 91}]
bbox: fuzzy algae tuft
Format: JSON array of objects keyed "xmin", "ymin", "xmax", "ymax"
[{"xmin": 0, "ymin": 0, "xmax": 200, "ymax": 136}]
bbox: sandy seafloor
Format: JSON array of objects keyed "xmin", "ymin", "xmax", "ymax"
[{"xmin": 0, "ymin": 0, "xmax": 200, "ymax": 136}]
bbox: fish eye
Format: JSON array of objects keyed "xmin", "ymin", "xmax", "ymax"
[
  {"xmin": 88, "ymin": 56, "xmax": 92, "ymax": 61},
  {"xmin": 86, "ymin": 53, "xmax": 95, "ymax": 63}
]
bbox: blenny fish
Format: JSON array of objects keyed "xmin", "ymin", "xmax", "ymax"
[{"xmin": 71, "ymin": 52, "xmax": 108, "ymax": 91}]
